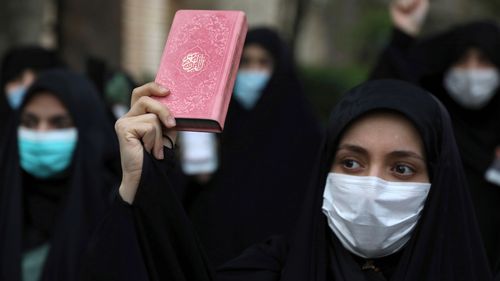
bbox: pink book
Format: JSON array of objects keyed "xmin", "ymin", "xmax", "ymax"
[{"xmin": 154, "ymin": 10, "xmax": 247, "ymax": 132}]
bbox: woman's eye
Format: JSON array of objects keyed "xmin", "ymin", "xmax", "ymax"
[
  {"xmin": 20, "ymin": 116, "xmax": 37, "ymax": 129},
  {"xmin": 342, "ymin": 159, "xmax": 361, "ymax": 170},
  {"xmin": 240, "ymin": 57, "xmax": 249, "ymax": 67},
  {"xmin": 50, "ymin": 116, "xmax": 74, "ymax": 129},
  {"xmin": 392, "ymin": 164, "xmax": 415, "ymax": 176}
]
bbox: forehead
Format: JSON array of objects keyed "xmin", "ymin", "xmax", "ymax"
[
  {"xmin": 243, "ymin": 44, "xmax": 273, "ymax": 58},
  {"xmin": 22, "ymin": 91, "xmax": 69, "ymax": 116},
  {"xmin": 460, "ymin": 47, "xmax": 486, "ymax": 58},
  {"xmin": 339, "ymin": 111, "xmax": 425, "ymax": 155}
]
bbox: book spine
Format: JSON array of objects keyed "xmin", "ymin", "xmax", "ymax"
[{"xmin": 214, "ymin": 12, "xmax": 247, "ymax": 129}]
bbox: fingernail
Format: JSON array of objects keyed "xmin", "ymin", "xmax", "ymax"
[
  {"xmin": 167, "ymin": 116, "xmax": 176, "ymax": 127},
  {"xmin": 158, "ymin": 86, "xmax": 168, "ymax": 93}
]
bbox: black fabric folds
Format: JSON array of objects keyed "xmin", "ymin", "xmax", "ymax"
[
  {"xmin": 184, "ymin": 27, "xmax": 323, "ymax": 266},
  {"xmin": 83, "ymin": 148, "xmax": 214, "ymax": 281},
  {"xmin": 272, "ymin": 79, "xmax": 491, "ymax": 281},
  {"xmin": 0, "ymin": 69, "xmax": 120, "ymax": 281},
  {"xmin": 0, "ymin": 46, "xmax": 62, "ymax": 90},
  {"xmin": 371, "ymin": 22, "xmax": 500, "ymax": 273},
  {"xmin": 85, "ymin": 79, "xmax": 492, "ymax": 281}
]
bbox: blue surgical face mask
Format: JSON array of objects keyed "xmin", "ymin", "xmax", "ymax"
[
  {"xmin": 233, "ymin": 70, "xmax": 271, "ymax": 110},
  {"xmin": 6, "ymin": 85, "xmax": 28, "ymax": 109},
  {"xmin": 18, "ymin": 127, "xmax": 78, "ymax": 179}
]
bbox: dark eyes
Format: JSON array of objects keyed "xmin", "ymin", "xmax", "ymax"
[
  {"xmin": 342, "ymin": 159, "xmax": 361, "ymax": 170},
  {"xmin": 20, "ymin": 114, "xmax": 73, "ymax": 130},
  {"xmin": 240, "ymin": 57, "xmax": 250, "ymax": 66},
  {"xmin": 340, "ymin": 158, "xmax": 416, "ymax": 178},
  {"xmin": 20, "ymin": 115, "xmax": 37, "ymax": 128},
  {"xmin": 50, "ymin": 116, "xmax": 73, "ymax": 128},
  {"xmin": 392, "ymin": 164, "xmax": 415, "ymax": 176}
]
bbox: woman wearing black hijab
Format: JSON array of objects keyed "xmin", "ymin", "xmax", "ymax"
[
  {"xmin": 0, "ymin": 46, "xmax": 63, "ymax": 159},
  {"xmin": 181, "ymin": 27, "xmax": 323, "ymax": 266},
  {"xmin": 85, "ymin": 79, "xmax": 491, "ymax": 280},
  {"xmin": 0, "ymin": 69, "xmax": 120, "ymax": 281},
  {"xmin": 370, "ymin": 0, "xmax": 500, "ymax": 275}
]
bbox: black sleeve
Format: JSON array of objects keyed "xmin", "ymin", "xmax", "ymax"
[
  {"xmin": 130, "ymin": 148, "xmax": 215, "ymax": 281},
  {"xmin": 216, "ymin": 236, "xmax": 288, "ymax": 281},
  {"xmin": 83, "ymin": 148, "xmax": 287, "ymax": 281},
  {"xmin": 81, "ymin": 190, "xmax": 150, "ymax": 281},
  {"xmin": 370, "ymin": 28, "xmax": 424, "ymax": 84}
]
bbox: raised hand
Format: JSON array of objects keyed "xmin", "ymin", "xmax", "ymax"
[
  {"xmin": 115, "ymin": 82, "xmax": 177, "ymax": 203},
  {"xmin": 390, "ymin": 0, "xmax": 430, "ymax": 36}
]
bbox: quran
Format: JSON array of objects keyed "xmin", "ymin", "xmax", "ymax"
[{"xmin": 154, "ymin": 10, "xmax": 247, "ymax": 132}]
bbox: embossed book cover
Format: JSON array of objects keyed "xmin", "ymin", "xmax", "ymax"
[{"xmin": 154, "ymin": 10, "xmax": 247, "ymax": 132}]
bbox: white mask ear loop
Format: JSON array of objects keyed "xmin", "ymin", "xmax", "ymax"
[{"xmin": 322, "ymin": 173, "xmax": 431, "ymax": 258}]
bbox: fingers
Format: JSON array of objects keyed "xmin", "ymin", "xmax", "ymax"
[
  {"xmin": 130, "ymin": 82, "xmax": 170, "ymax": 107},
  {"xmin": 119, "ymin": 82, "xmax": 177, "ymax": 159},
  {"xmin": 142, "ymin": 115, "xmax": 163, "ymax": 159},
  {"xmin": 162, "ymin": 127, "xmax": 177, "ymax": 149},
  {"xmin": 126, "ymin": 95, "xmax": 176, "ymax": 128},
  {"xmin": 393, "ymin": 0, "xmax": 424, "ymax": 14},
  {"xmin": 116, "ymin": 113, "xmax": 166, "ymax": 160}
]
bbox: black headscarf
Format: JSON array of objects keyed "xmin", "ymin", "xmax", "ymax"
[
  {"xmin": 88, "ymin": 79, "xmax": 492, "ymax": 281},
  {"xmin": 269, "ymin": 79, "xmax": 492, "ymax": 280},
  {"xmin": 184, "ymin": 27, "xmax": 323, "ymax": 266},
  {"xmin": 83, "ymin": 79, "xmax": 491, "ymax": 281},
  {"xmin": 374, "ymin": 21, "xmax": 500, "ymax": 173},
  {"xmin": 371, "ymin": 21, "xmax": 500, "ymax": 273},
  {"xmin": 0, "ymin": 46, "xmax": 63, "ymax": 90},
  {"xmin": 216, "ymin": 79, "xmax": 492, "ymax": 280},
  {"xmin": 417, "ymin": 21, "xmax": 500, "ymax": 171},
  {"xmin": 0, "ymin": 46, "xmax": 64, "ymax": 159},
  {"xmin": 0, "ymin": 69, "xmax": 120, "ymax": 281}
]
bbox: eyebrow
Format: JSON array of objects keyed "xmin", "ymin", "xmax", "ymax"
[
  {"xmin": 336, "ymin": 144, "xmax": 425, "ymax": 161},
  {"xmin": 336, "ymin": 144, "xmax": 368, "ymax": 155},
  {"xmin": 388, "ymin": 150, "xmax": 425, "ymax": 162},
  {"xmin": 22, "ymin": 112, "xmax": 37, "ymax": 118}
]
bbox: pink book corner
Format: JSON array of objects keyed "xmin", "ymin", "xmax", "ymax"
[{"xmin": 154, "ymin": 10, "xmax": 248, "ymax": 133}]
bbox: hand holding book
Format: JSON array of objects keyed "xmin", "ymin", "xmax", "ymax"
[{"xmin": 115, "ymin": 82, "xmax": 177, "ymax": 204}]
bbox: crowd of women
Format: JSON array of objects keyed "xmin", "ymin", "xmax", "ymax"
[{"xmin": 1, "ymin": 0, "xmax": 499, "ymax": 280}]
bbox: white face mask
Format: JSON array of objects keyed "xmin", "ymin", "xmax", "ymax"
[
  {"xmin": 322, "ymin": 173, "xmax": 431, "ymax": 258},
  {"xmin": 444, "ymin": 68, "xmax": 500, "ymax": 109}
]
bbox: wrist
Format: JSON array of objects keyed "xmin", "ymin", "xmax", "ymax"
[{"xmin": 119, "ymin": 172, "xmax": 141, "ymax": 204}]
